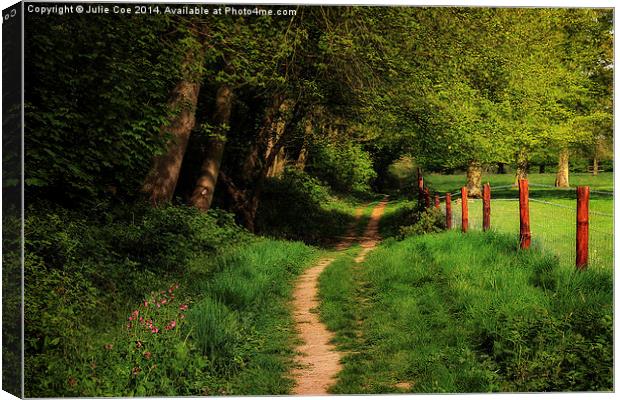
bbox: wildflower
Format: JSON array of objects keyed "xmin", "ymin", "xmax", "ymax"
[
  {"xmin": 143, "ymin": 300, "xmax": 149, "ymax": 307},
  {"xmin": 156, "ymin": 302, "xmax": 161, "ymax": 308},
  {"xmin": 170, "ymin": 320, "xmax": 176, "ymax": 328},
  {"xmin": 161, "ymin": 298, "xmax": 167, "ymax": 305},
  {"xmin": 144, "ymin": 351, "xmax": 152, "ymax": 360},
  {"xmin": 179, "ymin": 314, "xmax": 186, "ymax": 319},
  {"xmin": 139, "ymin": 316, "xmax": 144, "ymax": 323},
  {"xmin": 132, "ymin": 310, "xmax": 139, "ymax": 317},
  {"xmin": 104, "ymin": 343, "xmax": 113, "ymax": 350},
  {"xmin": 67, "ymin": 377, "xmax": 77, "ymax": 387},
  {"xmin": 136, "ymin": 341, "xmax": 142, "ymax": 348},
  {"xmin": 132, "ymin": 366, "xmax": 141, "ymax": 376},
  {"xmin": 127, "ymin": 323, "xmax": 132, "ymax": 329},
  {"xmin": 151, "ymin": 327, "xmax": 159, "ymax": 334},
  {"xmin": 179, "ymin": 304, "xmax": 188, "ymax": 311},
  {"xmin": 175, "ymin": 283, "xmax": 180, "ymax": 289}
]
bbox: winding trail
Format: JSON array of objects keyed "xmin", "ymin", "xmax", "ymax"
[{"xmin": 291, "ymin": 196, "xmax": 389, "ymax": 395}]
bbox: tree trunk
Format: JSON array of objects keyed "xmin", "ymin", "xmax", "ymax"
[
  {"xmin": 515, "ymin": 150, "xmax": 529, "ymax": 184},
  {"xmin": 592, "ymin": 157, "xmax": 599, "ymax": 176},
  {"xmin": 142, "ymin": 45, "xmax": 204, "ymax": 206},
  {"xmin": 266, "ymin": 100, "xmax": 294, "ymax": 178},
  {"xmin": 555, "ymin": 147, "xmax": 570, "ymax": 188},
  {"xmin": 241, "ymin": 94, "xmax": 285, "ymax": 180},
  {"xmin": 497, "ymin": 162, "xmax": 506, "ymax": 174},
  {"xmin": 190, "ymin": 85, "xmax": 234, "ymax": 211},
  {"xmin": 295, "ymin": 117, "xmax": 313, "ymax": 170},
  {"xmin": 539, "ymin": 164, "xmax": 545, "ymax": 173},
  {"xmin": 466, "ymin": 161, "xmax": 482, "ymax": 198}
]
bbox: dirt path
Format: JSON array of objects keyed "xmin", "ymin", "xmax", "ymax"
[{"xmin": 291, "ymin": 196, "xmax": 389, "ymax": 395}]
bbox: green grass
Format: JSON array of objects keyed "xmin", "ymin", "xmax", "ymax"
[
  {"xmin": 425, "ymin": 172, "xmax": 614, "ymax": 193},
  {"xmin": 27, "ymin": 231, "xmax": 324, "ymax": 396},
  {"xmin": 420, "ymin": 173, "xmax": 614, "ymax": 270},
  {"xmin": 319, "ymin": 230, "xmax": 612, "ymax": 393}
]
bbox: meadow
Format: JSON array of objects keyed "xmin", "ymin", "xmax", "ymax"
[{"xmin": 426, "ymin": 173, "xmax": 614, "ymax": 270}]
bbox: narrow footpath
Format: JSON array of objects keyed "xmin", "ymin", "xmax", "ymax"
[{"xmin": 291, "ymin": 196, "xmax": 389, "ymax": 395}]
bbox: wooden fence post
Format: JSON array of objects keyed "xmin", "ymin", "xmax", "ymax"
[
  {"xmin": 483, "ymin": 183, "xmax": 491, "ymax": 231},
  {"xmin": 434, "ymin": 194, "xmax": 440, "ymax": 209},
  {"xmin": 576, "ymin": 186, "xmax": 589, "ymax": 270},
  {"xmin": 445, "ymin": 193, "xmax": 452, "ymax": 229},
  {"xmin": 417, "ymin": 172, "xmax": 424, "ymax": 205},
  {"xmin": 424, "ymin": 187, "xmax": 430, "ymax": 209},
  {"xmin": 461, "ymin": 187, "xmax": 468, "ymax": 232},
  {"xmin": 518, "ymin": 179, "xmax": 531, "ymax": 249}
]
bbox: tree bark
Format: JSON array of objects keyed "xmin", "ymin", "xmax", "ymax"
[
  {"xmin": 142, "ymin": 44, "xmax": 204, "ymax": 206},
  {"xmin": 592, "ymin": 157, "xmax": 599, "ymax": 176},
  {"xmin": 555, "ymin": 147, "xmax": 570, "ymax": 188},
  {"xmin": 190, "ymin": 84, "xmax": 234, "ymax": 211},
  {"xmin": 266, "ymin": 100, "xmax": 294, "ymax": 178},
  {"xmin": 466, "ymin": 161, "xmax": 482, "ymax": 198},
  {"xmin": 515, "ymin": 150, "xmax": 529, "ymax": 184},
  {"xmin": 241, "ymin": 94, "xmax": 285, "ymax": 180}
]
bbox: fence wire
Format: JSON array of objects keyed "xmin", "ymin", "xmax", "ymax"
[{"xmin": 440, "ymin": 189, "xmax": 613, "ymax": 270}]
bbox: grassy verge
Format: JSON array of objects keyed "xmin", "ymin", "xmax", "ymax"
[
  {"xmin": 24, "ymin": 204, "xmax": 324, "ymax": 397},
  {"xmin": 319, "ymin": 230, "xmax": 612, "ymax": 393}
]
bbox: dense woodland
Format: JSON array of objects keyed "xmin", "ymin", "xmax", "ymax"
[{"xmin": 11, "ymin": 6, "xmax": 613, "ymax": 396}]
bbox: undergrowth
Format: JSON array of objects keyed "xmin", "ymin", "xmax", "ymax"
[{"xmin": 23, "ymin": 203, "xmax": 320, "ymax": 396}]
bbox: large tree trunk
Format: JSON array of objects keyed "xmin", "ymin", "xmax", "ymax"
[
  {"xmin": 555, "ymin": 147, "xmax": 570, "ymax": 188},
  {"xmin": 592, "ymin": 157, "xmax": 599, "ymax": 176},
  {"xmin": 466, "ymin": 161, "xmax": 482, "ymax": 198},
  {"xmin": 142, "ymin": 45, "xmax": 204, "ymax": 206},
  {"xmin": 190, "ymin": 85, "xmax": 234, "ymax": 211},
  {"xmin": 514, "ymin": 150, "xmax": 529, "ymax": 184}
]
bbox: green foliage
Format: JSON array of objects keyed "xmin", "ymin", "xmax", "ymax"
[
  {"xmin": 307, "ymin": 139, "xmax": 377, "ymax": 194},
  {"xmin": 24, "ymin": 203, "xmax": 248, "ymax": 396},
  {"xmin": 398, "ymin": 208, "xmax": 446, "ymax": 238},
  {"xmin": 256, "ymin": 168, "xmax": 356, "ymax": 245}
]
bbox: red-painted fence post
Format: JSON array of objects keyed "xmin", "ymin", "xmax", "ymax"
[
  {"xmin": 434, "ymin": 194, "xmax": 440, "ymax": 209},
  {"xmin": 483, "ymin": 183, "xmax": 491, "ymax": 231},
  {"xmin": 461, "ymin": 187, "xmax": 468, "ymax": 232},
  {"xmin": 445, "ymin": 193, "xmax": 452, "ymax": 229},
  {"xmin": 424, "ymin": 187, "xmax": 430, "ymax": 209},
  {"xmin": 417, "ymin": 171, "xmax": 424, "ymax": 206},
  {"xmin": 576, "ymin": 186, "xmax": 590, "ymax": 270},
  {"xmin": 518, "ymin": 179, "xmax": 531, "ymax": 249}
]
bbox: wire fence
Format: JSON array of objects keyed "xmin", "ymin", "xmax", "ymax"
[{"xmin": 435, "ymin": 182, "xmax": 613, "ymax": 270}]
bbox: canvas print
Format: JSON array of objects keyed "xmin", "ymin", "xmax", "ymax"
[{"xmin": 2, "ymin": 2, "xmax": 613, "ymax": 397}]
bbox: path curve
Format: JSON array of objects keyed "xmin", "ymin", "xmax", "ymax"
[{"xmin": 291, "ymin": 196, "xmax": 389, "ymax": 395}]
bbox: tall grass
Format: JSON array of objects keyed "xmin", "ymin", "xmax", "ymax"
[{"xmin": 320, "ymin": 231, "xmax": 612, "ymax": 393}]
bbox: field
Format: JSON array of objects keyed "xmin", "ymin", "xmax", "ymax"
[{"xmin": 425, "ymin": 173, "xmax": 613, "ymax": 270}]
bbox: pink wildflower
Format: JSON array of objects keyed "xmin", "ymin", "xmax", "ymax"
[
  {"xmin": 161, "ymin": 298, "xmax": 167, "ymax": 305},
  {"xmin": 144, "ymin": 351, "xmax": 151, "ymax": 360},
  {"xmin": 136, "ymin": 341, "xmax": 142, "ymax": 348},
  {"xmin": 156, "ymin": 302, "xmax": 161, "ymax": 308},
  {"xmin": 139, "ymin": 316, "xmax": 144, "ymax": 323},
  {"xmin": 151, "ymin": 327, "xmax": 159, "ymax": 334},
  {"xmin": 179, "ymin": 304, "xmax": 188, "ymax": 311},
  {"xmin": 143, "ymin": 300, "xmax": 149, "ymax": 307}
]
